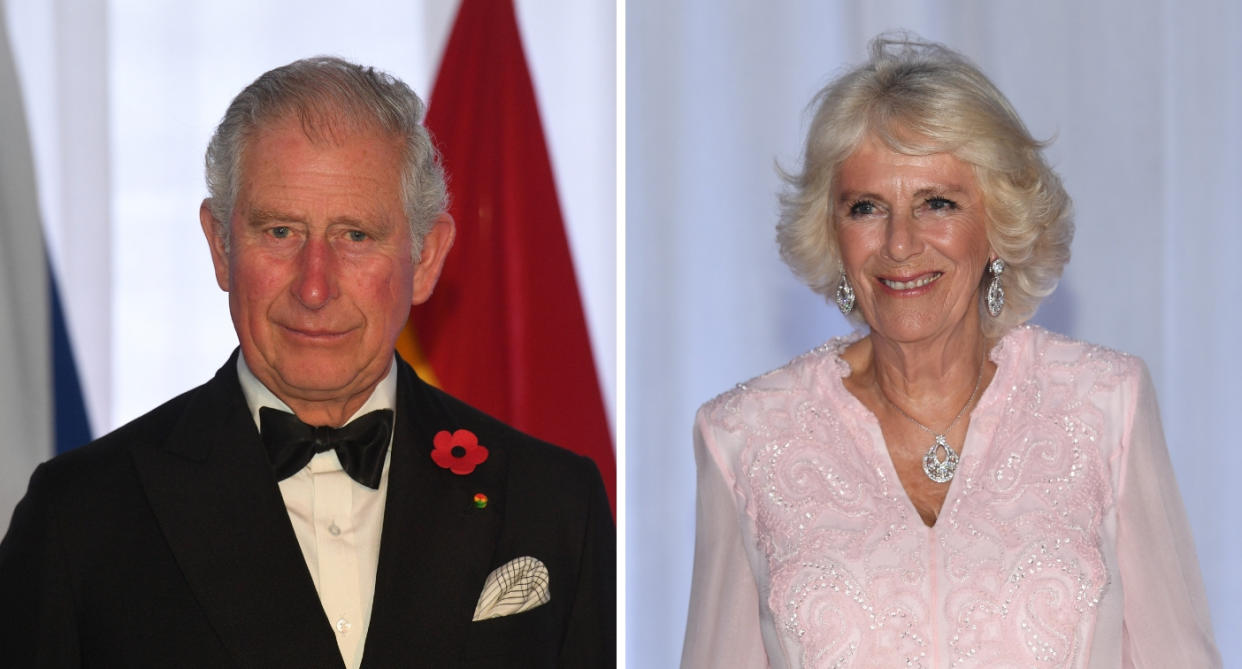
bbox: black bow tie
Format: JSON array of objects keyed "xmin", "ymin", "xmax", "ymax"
[{"xmin": 259, "ymin": 407, "xmax": 394, "ymax": 489}]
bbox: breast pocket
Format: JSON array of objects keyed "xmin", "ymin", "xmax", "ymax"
[{"xmin": 461, "ymin": 604, "xmax": 559, "ymax": 668}]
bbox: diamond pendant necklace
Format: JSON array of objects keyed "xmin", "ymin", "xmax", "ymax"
[{"xmin": 876, "ymin": 358, "xmax": 985, "ymax": 484}]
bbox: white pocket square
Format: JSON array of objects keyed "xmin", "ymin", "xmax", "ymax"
[{"xmin": 472, "ymin": 556, "xmax": 551, "ymax": 621}]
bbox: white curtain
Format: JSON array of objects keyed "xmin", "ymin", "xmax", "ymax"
[
  {"xmin": 0, "ymin": 4, "xmax": 50, "ymax": 543},
  {"xmin": 627, "ymin": 1, "xmax": 1241, "ymax": 666}
]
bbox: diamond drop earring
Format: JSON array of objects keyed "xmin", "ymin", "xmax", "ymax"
[
  {"xmin": 835, "ymin": 270, "xmax": 855, "ymax": 315},
  {"xmin": 986, "ymin": 258, "xmax": 1005, "ymax": 317}
]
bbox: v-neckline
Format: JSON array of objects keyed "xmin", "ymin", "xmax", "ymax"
[{"xmin": 827, "ymin": 330, "xmax": 1016, "ymax": 530}]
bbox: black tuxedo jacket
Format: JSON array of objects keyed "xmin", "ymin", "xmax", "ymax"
[{"xmin": 0, "ymin": 353, "xmax": 614, "ymax": 668}]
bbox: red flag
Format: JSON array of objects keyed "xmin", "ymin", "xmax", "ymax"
[{"xmin": 402, "ymin": 0, "xmax": 615, "ymax": 513}]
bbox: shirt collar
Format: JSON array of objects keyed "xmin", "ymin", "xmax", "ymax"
[{"xmin": 236, "ymin": 353, "xmax": 399, "ymax": 432}]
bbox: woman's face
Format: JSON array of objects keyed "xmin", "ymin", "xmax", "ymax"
[{"xmin": 833, "ymin": 135, "xmax": 992, "ymax": 346}]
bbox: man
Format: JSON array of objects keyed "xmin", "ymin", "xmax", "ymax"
[{"xmin": 0, "ymin": 57, "xmax": 614, "ymax": 668}]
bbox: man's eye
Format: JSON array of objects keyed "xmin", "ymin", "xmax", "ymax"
[
  {"xmin": 347, "ymin": 230, "xmax": 368, "ymax": 242},
  {"xmin": 269, "ymin": 226, "xmax": 291, "ymax": 239},
  {"xmin": 927, "ymin": 197, "xmax": 957, "ymax": 211},
  {"xmin": 848, "ymin": 200, "xmax": 876, "ymax": 217}
]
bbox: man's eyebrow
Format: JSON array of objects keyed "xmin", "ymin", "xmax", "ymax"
[
  {"xmin": 247, "ymin": 208, "xmax": 303, "ymax": 225},
  {"xmin": 328, "ymin": 215, "xmax": 370, "ymax": 228}
]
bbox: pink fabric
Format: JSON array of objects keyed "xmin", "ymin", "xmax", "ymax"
[{"xmin": 682, "ymin": 326, "xmax": 1218, "ymax": 668}]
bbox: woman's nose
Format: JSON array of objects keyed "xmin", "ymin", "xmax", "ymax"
[{"xmin": 885, "ymin": 210, "xmax": 922, "ymax": 262}]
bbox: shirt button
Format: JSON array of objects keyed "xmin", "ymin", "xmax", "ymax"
[
  {"xmin": 336, "ymin": 617, "xmax": 351, "ymax": 634},
  {"xmin": 328, "ymin": 523, "xmax": 341, "ymax": 536}
]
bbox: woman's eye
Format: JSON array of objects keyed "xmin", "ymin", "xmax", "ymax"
[
  {"xmin": 848, "ymin": 201, "xmax": 877, "ymax": 217},
  {"xmin": 926, "ymin": 197, "xmax": 957, "ymax": 211}
]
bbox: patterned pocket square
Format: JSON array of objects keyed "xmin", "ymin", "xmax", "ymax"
[{"xmin": 472, "ymin": 556, "xmax": 551, "ymax": 621}]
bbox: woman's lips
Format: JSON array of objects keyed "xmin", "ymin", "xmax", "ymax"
[{"xmin": 878, "ymin": 271, "xmax": 942, "ymax": 291}]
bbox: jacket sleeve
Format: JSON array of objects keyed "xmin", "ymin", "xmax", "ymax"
[
  {"xmin": 557, "ymin": 459, "xmax": 616, "ymax": 668},
  {"xmin": 1115, "ymin": 363, "xmax": 1220, "ymax": 668},
  {"xmin": 681, "ymin": 410, "xmax": 769, "ymax": 668},
  {"xmin": 0, "ymin": 462, "xmax": 82, "ymax": 667}
]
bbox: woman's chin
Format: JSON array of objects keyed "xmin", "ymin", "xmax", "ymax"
[{"xmin": 866, "ymin": 310, "xmax": 973, "ymax": 345}]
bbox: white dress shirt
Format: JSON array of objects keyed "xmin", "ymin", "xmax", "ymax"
[{"xmin": 237, "ymin": 355, "xmax": 395, "ymax": 669}]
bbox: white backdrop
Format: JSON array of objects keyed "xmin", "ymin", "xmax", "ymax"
[
  {"xmin": 627, "ymin": 1, "xmax": 1241, "ymax": 666},
  {"xmin": 3, "ymin": 0, "xmax": 616, "ymax": 439}
]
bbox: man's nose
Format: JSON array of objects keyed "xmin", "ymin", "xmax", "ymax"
[{"xmin": 292, "ymin": 238, "xmax": 338, "ymax": 309}]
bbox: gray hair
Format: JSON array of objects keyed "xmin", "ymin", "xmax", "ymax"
[
  {"xmin": 777, "ymin": 33, "xmax": 1073, "ymax": 338},
  {"xmin": 204, "ymin": 56, "xmax": 447, "ymax": 257}
]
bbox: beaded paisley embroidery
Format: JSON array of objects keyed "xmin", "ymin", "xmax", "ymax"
[{"xmin": 702, "ymin": 326, "xmax": 1133, "ymax": 667}]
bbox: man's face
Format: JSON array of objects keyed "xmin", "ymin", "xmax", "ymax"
[{"xmin": 201, "ymin": 116, "xmax": 452, "ymax": 423}]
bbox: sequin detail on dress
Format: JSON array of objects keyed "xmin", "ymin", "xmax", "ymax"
[{"xmin": 700, "ymin": 326, "xmax": 1133, "ymax": 667}]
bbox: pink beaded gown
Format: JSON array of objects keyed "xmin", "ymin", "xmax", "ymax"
[{"xmin": 682, "ymin": 326, "xmax": 1219, "ymax": 668}]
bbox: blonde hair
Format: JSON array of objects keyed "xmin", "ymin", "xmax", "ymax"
[{"xmin": 777, "ymin": 33, "xmax": 1073, "ymax": 338}]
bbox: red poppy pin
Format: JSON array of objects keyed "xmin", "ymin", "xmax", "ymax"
[{"xmin": 432, "ymin": 429, "xmax": 489, "ymax": 475}]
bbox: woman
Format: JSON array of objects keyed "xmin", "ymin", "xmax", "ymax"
[{"xmin": 682, "ymin": 35, "xmax": 1219, "ymax": 668}]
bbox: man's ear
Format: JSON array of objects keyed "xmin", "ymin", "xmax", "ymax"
[
  {"xmin": 411, "ymin": 213, "xmax": 456, "ymax": 305},
  {"xmin": 200, "ymin": 199, "xmax": 230, "ymax": 291}
]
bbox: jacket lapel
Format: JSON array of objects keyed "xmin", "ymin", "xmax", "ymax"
[
  {"xmin": 130, "ymin": 353, "xmax": 344, "ymax": 668},
  {"xmin": 361, "ymin": 360, "xmax": 505, "ymax": 666}
]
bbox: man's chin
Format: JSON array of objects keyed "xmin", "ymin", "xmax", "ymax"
[
  {"xmin": 272, "ymin": 355, "xmax": 391, "ymax": 400},
  {"xmin": 273, "ymin": 368, "xmax": 362, "ymax": 397}
]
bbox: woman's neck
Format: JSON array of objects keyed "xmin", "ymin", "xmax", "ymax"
[{"xmin": 865, "ymin": 323, "xmax": 990, "ymax": 422}]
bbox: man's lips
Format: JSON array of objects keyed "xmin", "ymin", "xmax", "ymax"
[
  {"xmin": 877, "ymin": 271, "xmax": 943, "ymax": 291},
  {"xmin": 278, "ymin": 324, "xmax": 357, "ymax": 340}
]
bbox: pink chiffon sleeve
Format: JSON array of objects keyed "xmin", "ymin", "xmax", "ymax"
[
  {"xmin": 1115, "ymin": 364, "xmax": 1220, "ymax": 668},
  {"xmin": 681, "ymin": 411, "xmax": 771, "ymax": 668}
]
